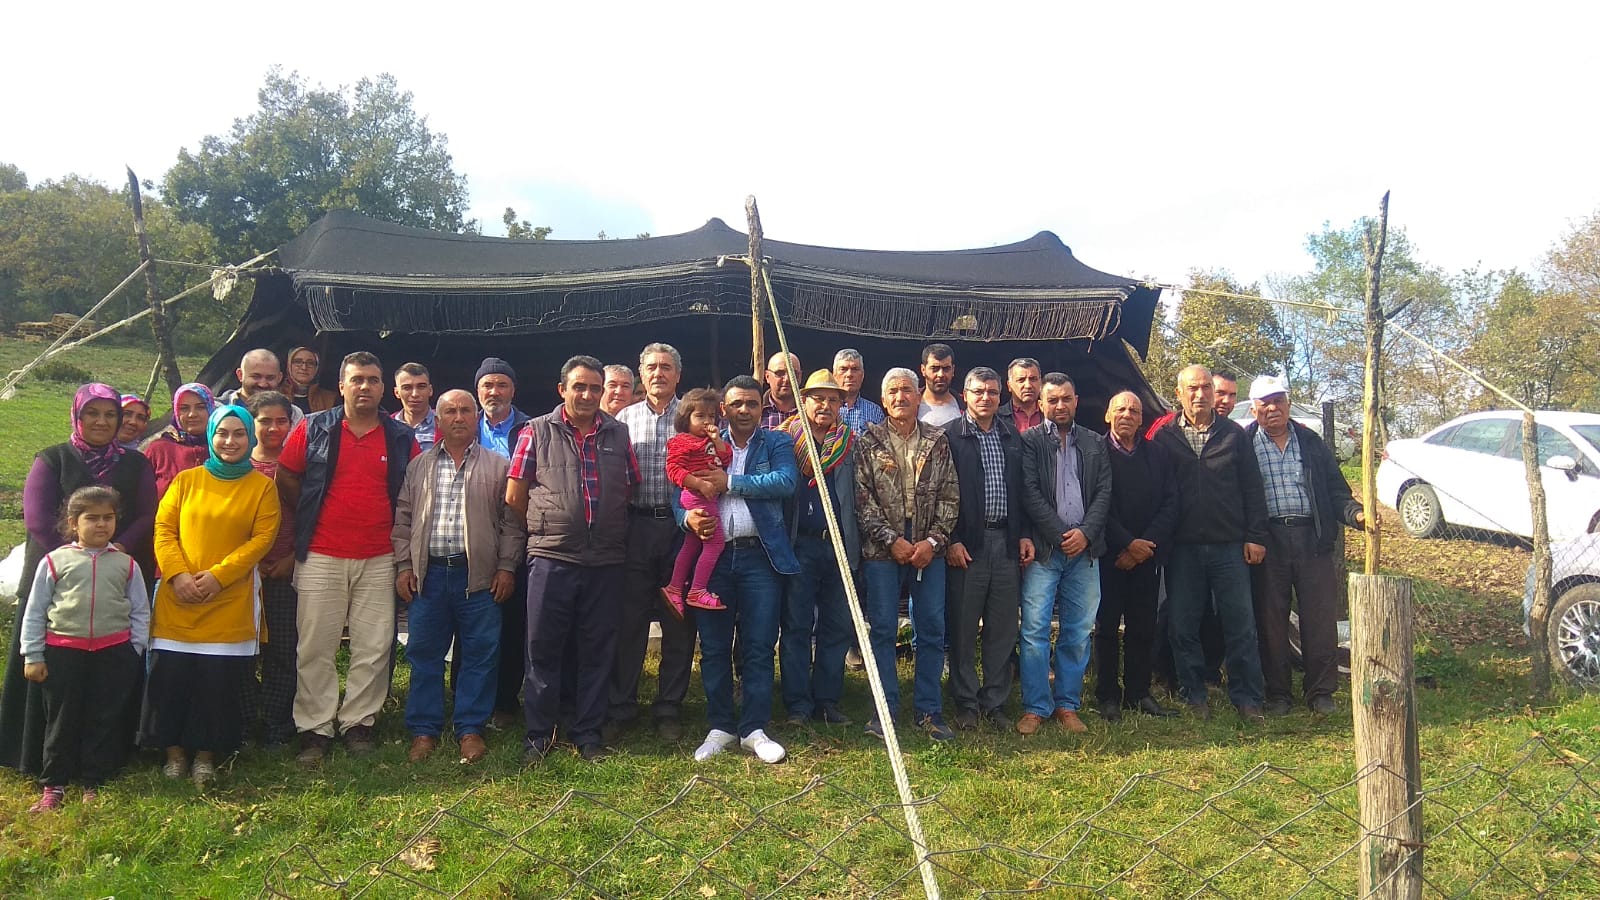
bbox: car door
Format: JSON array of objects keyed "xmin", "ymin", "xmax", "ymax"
[
  {"xmin": 1432, "ymin": 417, "xmax": 1522, "ymax": 534},
  {"xmin": 1537, "ymin": 425, "xmax": 1600, "ymax": 540}
]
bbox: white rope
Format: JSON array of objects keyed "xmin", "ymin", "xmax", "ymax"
[
  {"xmin": 745, "ymin": 256, "xmax": 943, "ymax": 900},
  {"xmin": 0, "ymin": 261, "xmax": 149, "ymax": 398}
]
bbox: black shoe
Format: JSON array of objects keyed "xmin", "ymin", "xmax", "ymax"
[
  {"xmin": 579, "ymin": 743, "xmax": 613, "ymax": 762},
  {"xmin": 952, "ymin": 707, "xmax": 979, "ymax": 730},
  {"xmin": 601, "ymin": 718, "xmax": 630, "ymax": 746},
  {"xmin": 655, "ymin": 718, "xmax": 683, "ymax": 742},
  {"xmin": 786, "ymin": 711, "xmax": 811, "ymax": 728},
  {"xmin": 1309, "ymin": 695, "xmax": 1337, "ymax": 716},
  {"xmin": 342, "ymin": 725, "xmax": 376, "ymax": 755},
  {"xmin": 1099, "ymin": 699, "xmax": 1123, "ymax": 722},
  {"xmin": 1133, "ymin": 696, "xmax": 1179, "ymax": 718},
  {"xmin": 522, "ymin": 739, "xmax": 553, "ymax": 766},
  {"xmin": 1237, "ymin": 705, "xmax": 1266, "ymax": 723},
  {"xmin": 1264, "ymin": 699, "xmax": 1293, "ymax": 717},
  {"xmin": 816, "ymin": 705, "xmax": 851, "ymax": 726},
  {"xmin": 864, "ymin": 718, "xmax": 886, "ymax": 740},
  {"xmin": 915, "ymin": 713, "xmax": 955, "ymax": 742},
  {"xmin": 1188, "ymin": 701, "xmax": 1212, "ymax": 721},
  {"xmin": 982, "ymin": 708, "xmax": 1012, "ymax": 733},
  {"xmin": 296, "ymin": 732, "xmax": 330, "ymax": 768}
]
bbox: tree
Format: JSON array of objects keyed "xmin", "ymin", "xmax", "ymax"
[
  {"xmin": 1168, "ymin": 269, "xmax": 1290, "ymax": 384},
  {"xmin": 162, "ymin": 68, "xmax": 470, "ymax": 262},
  {"xmin": 1279, "ymin": 220, "xmax": 1459, "ymax": 437},
  {"xmin": 502, "ymin": 207, "xmax": 552, "ymax": 240},
  {"xmin": 1545, "ymin": 207, "xmax": 1600, "ymax": 321},
  {"xmin": 1135, "ymin": 291, "xmax": 1181, "ymax": 396},
  {"xmin": 0, "ymin": 163, "xmax": 26, "ymax": 193},
  {"xmin": 1466, "ymin": 270, "xmax": 1599, "ymax": 410},
  {"xmin": 0, "ymin": 175, "xmax": 215, "ymax": 344}
]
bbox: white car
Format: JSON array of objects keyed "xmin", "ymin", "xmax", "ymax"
[
  {"xmin": 1229, "ymin": 403, "xmax": 1359, "ymax": 459},
  {"xmin": 1523, "ymin": 534, "xmax": 1600, "ymax": 687},
  {"xmin": 1376, "ymin": 410, "xmax": 1600, "ymax": 541}
]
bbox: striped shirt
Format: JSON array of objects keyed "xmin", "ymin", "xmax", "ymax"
[
  {"xmin": 616, "ymin": 396, "xmax": 679, "ymax": 508},
  {"xmin": 427, "ymin": 444, "xmax": 472, "ymax": 556},
  {"xmin": 1253, "ymin": 428, "xmax": 1312, "ymax": 518},
  {"xmin": 839, "ymin": 396, "xmax": 886, "ymax": 432}
]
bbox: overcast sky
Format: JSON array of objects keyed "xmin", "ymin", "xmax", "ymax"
[{"xmin": 7, "ymin": 3, "xmax": 1596, "ymax": 292}]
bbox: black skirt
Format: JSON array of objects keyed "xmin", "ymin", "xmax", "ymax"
[{"xmin": 142, "ymin": 650, "xmax": 251, "ymax": 754}]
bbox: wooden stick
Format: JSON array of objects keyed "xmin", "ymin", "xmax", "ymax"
[
  {"xmin": 1522, "ymin": 412, "xmax": 1554, "ymax": 696},
  {"xmin": 0, "ymin": 260, "xmax": 148, "ymax": 399},
  {"xmin": 746, "ymin": 195, "xmax": 765, "ymax": 378},
  {"xmin": 127, "ymin": 168, "xmax": 183, "ymax": 396},
  {"xmin": 1360, "ymin": 192, "xmax": 1390, "ymax": 575}
]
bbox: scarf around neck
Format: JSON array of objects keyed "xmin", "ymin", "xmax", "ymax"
[{"xmin": 781, "ymin": 414, "xmax": 854, "ymax": 486}]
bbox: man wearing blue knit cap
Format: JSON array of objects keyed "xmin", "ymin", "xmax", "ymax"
[{"xmin": 475, "ymin": 358, "xmax": 530, "ymax": 459}]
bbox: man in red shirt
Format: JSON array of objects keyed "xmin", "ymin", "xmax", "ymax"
[{"xmin": 276, "ymin": 351, "xmax": 420, "ymax": 766}]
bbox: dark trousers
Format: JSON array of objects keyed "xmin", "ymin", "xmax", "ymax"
[
  {"xmin": 144, "ymin": 651, "xmax": 250, "ymax": 754},
  {"xmin": 259, "ymin": 576, "xmax": 299, "ymax": 744},
  {"xmin": 494, "ymin": 562, "xmax": 529, "ymax": 714},
  {"xmin": 1165, "ymin": 542, "xmax": 1264, "ymax": 708},
  {"xmin": 946, "ymin": 528, "xmax": 1021, "ymax": 713},
  {"xmin": 1253, "ymin": 522, "xmax": 1343, "ymax": 706},
  {"xmin": 779, "ymin": 534, "xmax": 853, "ymax": 718},
  {"xmin": 523, "ymin": 557, "xmax": 621, "ymax": 747},
  {"xmin": 39, "ymin": 643, "xmax": 142, "ymax": 787},
  {"xmin": 610, "ymin": 512, "xmax": 695, "ymax": 723},
  {"xmin": 1154, "ymin": 589, "xmax": 1225, "ymax": 689},
  {"xmin": 1095, "ymin": 560, "xmax": 1162, "ymax": 705}
]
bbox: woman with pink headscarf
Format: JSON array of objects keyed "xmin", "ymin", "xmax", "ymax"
[
  {"xmin": 0, "ymin": 383, "xmax": 157, "ymax": 778},
  {"xmin": 140, "ymin": 383, "xmax": 216, "ymax": 498},
  {"xmin": 116, "ymin": 394, "xmax": 152, "ymax": 451}
]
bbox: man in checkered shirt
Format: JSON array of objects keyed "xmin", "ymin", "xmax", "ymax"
[{"xmin": 941, "ymin": 366, "xmax": 1033, "ymax": 734}]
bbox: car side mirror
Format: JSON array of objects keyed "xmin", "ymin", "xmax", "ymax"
[{"xmin": 1547, "ymin": 455, "xmax": 1580, "ymax": 481}]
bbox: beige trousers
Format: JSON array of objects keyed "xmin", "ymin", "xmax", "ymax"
[{"xmin": 292, "ymin": 552, "xmax": 397, "ymax": 737}]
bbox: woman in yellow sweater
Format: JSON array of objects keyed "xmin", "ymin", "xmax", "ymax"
[{"xmin": 144, "ymin": 404, "xmax": 280, "ymax": 786}]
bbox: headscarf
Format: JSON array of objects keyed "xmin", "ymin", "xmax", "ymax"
[
  {"xmin": 204, "ymin": 404, "xmax": 258, "ymax": 481},
  {"xmin": 69, "ymin": 383, "xmax": 126, "ymax": 480},
  {"xmin": 781, "ymin": 413, "xmax": 855, "ymax": 487},
  {"xmin": 163, "ymin": 382, "xmax": 217, "ymax": 446},
  {"xmin": 118, "ymin": 393, "xmax": 150, "ymax": 451}
]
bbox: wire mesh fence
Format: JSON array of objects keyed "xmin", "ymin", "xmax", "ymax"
[{"xmin": 258, "ymin": 734, "xmax": 1598, "ymax": 898}]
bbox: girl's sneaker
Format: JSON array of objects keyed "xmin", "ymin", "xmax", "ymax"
[
  {"xmin": 28, "ymin": 786, "xmax": 65, "ymax": 813},
  {"xmin": 162, "ymin": 758, "xmax": 188, "ymax": 780},
  {"xmin": 192, "ymin": 759, "xmax": 217, "ymax": 787},
  {"xmin": 659, "ymin": 586, "xmax": 686, "ymax": 620},
  {"xmin": 685, "ymin": 589, "xmax": 726, "ymax": 611}
]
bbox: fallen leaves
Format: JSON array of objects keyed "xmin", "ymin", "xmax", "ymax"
[{"xmin": 399, "ymin": 836, "xmax": 443, "ymax": 872}]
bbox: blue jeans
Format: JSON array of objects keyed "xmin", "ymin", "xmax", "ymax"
[
  {"xmin": 1166, "ymin": 542, "xmax": 1264, "ymax": 708},
  {"xmin": 404, "ymin": 565, "xmax": 502, "ymax": 738},
  {"xmin": 1019, "ymin": 551, "xmax": 1101, "ymax": 716},
  {"xmin": 861, "ymin": 557, "xmax": 947, "ymax": 719},
  {"xmin": 701, "ymin": 541, "xmax": 784, "ymax": 738},
  {"xmin": 780, "ymin": 535, "xmax": 853, "ymax": 718}
]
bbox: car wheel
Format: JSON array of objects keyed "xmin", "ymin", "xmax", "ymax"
[
  {"xmin": 1547, "ymin": 583, "xmax": 1600, "ymax": 688},
  {"xmin": 1398, "ymin": 483, "xmax": 1443, "ymax": 538}
]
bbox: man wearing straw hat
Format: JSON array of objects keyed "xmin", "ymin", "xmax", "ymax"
[{"xmin": 778, "ymin": 370, "xmax": 860, "ymax": 730}]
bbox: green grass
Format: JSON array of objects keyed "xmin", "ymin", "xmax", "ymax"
[{"xmin": 1, "ymin": 352, "xmax": 1597, "ymax": 897}]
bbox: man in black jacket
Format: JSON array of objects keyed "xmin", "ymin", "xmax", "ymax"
[
  {"xmin": 1243, "ymin": 376, "xmax": 1365, "ymax": 716},
  {"xmin": 1096, "ymin": 391, "xmax": 1181, "ymax": 722},
  {"xmin": 1150, "ymin": 365, "xmax": 1269, "ymax": 720},
  {"xmin": 943, "ymin": 367, "xmax": 1032, "ymax": 732}
]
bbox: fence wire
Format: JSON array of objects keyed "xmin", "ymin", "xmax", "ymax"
[{"xmin": 258, "ymin": 735, "xmax": 1598, "ymax": 899}]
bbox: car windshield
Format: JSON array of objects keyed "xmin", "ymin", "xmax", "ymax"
[{"xmin": 1569, "ymin": 425, "xmax": 1600, "ymax": 457}]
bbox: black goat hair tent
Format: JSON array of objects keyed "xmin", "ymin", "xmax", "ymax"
[{"xmin": 199, "ymin": 211, "xmax": 1165, "ymax": 426}]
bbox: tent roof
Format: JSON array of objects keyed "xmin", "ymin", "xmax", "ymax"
[{"xmin": 274, "ymin": 211, "xmax": 1158, "ymax": 354}]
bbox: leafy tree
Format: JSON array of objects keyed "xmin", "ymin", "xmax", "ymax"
[
  {"xmin": 0, "ymin": 175, "xmax": 215, "ymax": 346},
  {"xmin": 1134, "ymin": 291, "xmax": 1181, "ymax": 397},
  {"xmin": 1168, "ymin": 268, "xmax": 1290, "ymax": 385},
  {"xmin": 162, "ymin": 68, "xmax": 470, "ymax": 261},
  {"xmin": 503, "ymin": 207, "xmax": 552, "ymax": 240},
  {"xmin": 1466, "ymin": 270, "xmax": 1599, "ymax": 410},
  {"xmin": 0, "ymin": 163, "xmax": 26, "ymax": 193},
  {"xmin": 1544, "ymin": 207, "xmax": 1600, "ymax": 321},
  {"xmin": 1279, "ymin": 220, "xmax": 1459, "ymax": 437}
]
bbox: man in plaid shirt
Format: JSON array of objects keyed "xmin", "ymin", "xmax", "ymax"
[{"xmin": 506, "ymin": 356, "xmax": 640, "ymax": 763}]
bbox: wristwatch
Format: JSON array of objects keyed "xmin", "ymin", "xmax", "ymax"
[{"xmin": 926, "ymin": 536, "xmax": 941, "ymax": 552}]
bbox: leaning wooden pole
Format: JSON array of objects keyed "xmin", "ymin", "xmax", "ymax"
[
  {"xmin": 1350, "ymin": 191, "xmax": 1421, "ymax": 899},
  {"xmin": 1360, "ymin": 191, "xmax": 1390, "ymax": 576},
  {"xmin": 1522, "ymin": 412, "xmax": 1554, "ymax": 697},
  {"xmin": 127, "ymin": 167, "xmax": 183, "ymax": 395},
  {"xmin": 746, "ymin": 195, "xmax": 766, "ymax": 378}
]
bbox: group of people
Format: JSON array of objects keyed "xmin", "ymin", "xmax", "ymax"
[{"xmin": 0, "ymin": 338, "xmax": 1365, "ymax": 812}]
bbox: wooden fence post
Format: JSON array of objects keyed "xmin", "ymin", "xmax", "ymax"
[
  {"xmin": 1350, "ymin": 574, "xmax": 1423, "ymax": 899},
  {"xmin": 1522, "ymin": 412, "xmax": 1554, "ymax": 696},
  {"xmin": 127, "ymin": 167, "xmax": 182, "ymax": 395}
]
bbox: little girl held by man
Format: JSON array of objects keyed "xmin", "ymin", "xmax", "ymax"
[{"xmin": 663, "ymin": 388, "xmax": 732, "ymax": 615}]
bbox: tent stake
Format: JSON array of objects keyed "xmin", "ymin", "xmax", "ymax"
[
  {"xmin": 127, "ymin": 167, "xmax": 183, "ymax": 396},
  {"xmin": 745, "ymin": 195, "xmax": 765, "ymax": 377}
]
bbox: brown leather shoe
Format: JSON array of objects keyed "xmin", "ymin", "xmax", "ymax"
[
  {"xmin": 1015, "ymin": 713, "xmax": 1045, "ymax": 736},
  {"xmin": 1052, "ymin": 708, "xmax": 1088, "ymax": 733},
  {"xmin": 408, "ymin": 735, "xmax": 438, "ymax": 763},
  {"xmin": 458, "ymin": 733, "xmax": 488, "ymax": 763}
]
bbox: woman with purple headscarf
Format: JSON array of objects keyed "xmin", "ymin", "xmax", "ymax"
[
  {"xmin": 140, "ymin": 383, "xmax": 215, "ymax": 499},
  {"xmin": 0, "ymin": 383, "xmax": 158, "ymax": 777}
]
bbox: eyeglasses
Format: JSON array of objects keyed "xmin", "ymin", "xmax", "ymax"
[
  {"xmin": 766, "ymin": 370, "xmax": 793, "ymax": 380},
  {"xmin": 290, "ymin": 359, "xmax": 318, "ymax": 368}
]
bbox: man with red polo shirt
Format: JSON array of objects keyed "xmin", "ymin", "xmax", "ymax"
[{"xmin": 276, "ymin": 351, "xmax": 420, "ymax": 766}]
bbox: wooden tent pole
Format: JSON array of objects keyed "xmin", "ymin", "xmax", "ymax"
[
  {"xmin": 127, "ymin": 167, "xmax": 183, "ymax": 395},
  {"xmin": 746, "ymin": 195, "xmax": 765, "ymax": 378}
]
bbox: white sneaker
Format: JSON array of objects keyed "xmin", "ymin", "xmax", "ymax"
[
  {"xmin": 739, "ymin": 729, "xmax": 786, "ymax": 764},
  {"xmin": 693, "ymin": 729, "xmax": 737, "ymax": 762}
]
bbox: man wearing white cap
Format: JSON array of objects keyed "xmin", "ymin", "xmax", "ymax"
[{"xmin": 1243, "ymin": 376, "xmax": 1366, "ymax": 716}]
